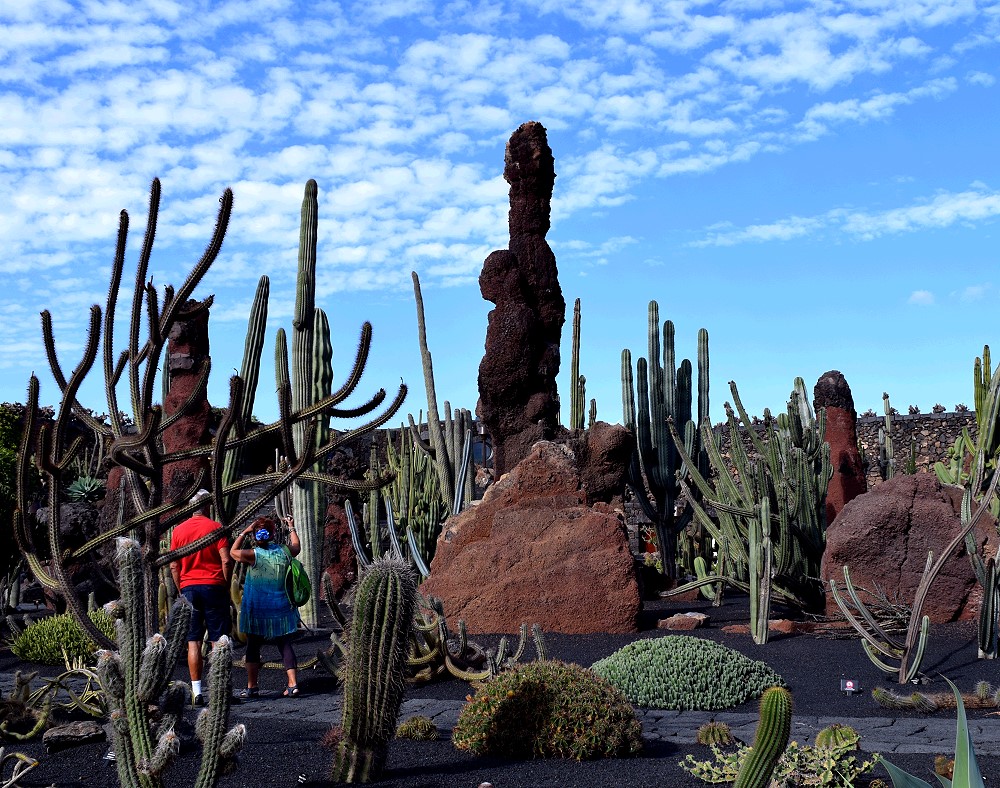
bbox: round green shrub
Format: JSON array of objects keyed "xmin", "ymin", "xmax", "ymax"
[
  {"xmin": 452, "ymin": 660, "xmax": 642, "ymax": 761},
  {"xmin": 11, "ymin": 610, "xmax": 117, "ymax": 665},
  {"xmin": 590, "ymin": 635, "xmax": 784, "ymax": 710}
]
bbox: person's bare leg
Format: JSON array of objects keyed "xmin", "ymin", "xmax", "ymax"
[
  {"xmin": 187, "ymin": 641, "xmax": 202, "ymax": 681},
  {"xmin": 285, "ymin": 667, "xmax": 297, "ymax": 690},
  {"xmin": 246, "ymin": 662, "xmax": 259, "ymax": 689}
]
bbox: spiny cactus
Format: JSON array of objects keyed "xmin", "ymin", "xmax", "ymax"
[
  {"xmin": 409, "ymin": 271, "xmax": 474, "ymax": 518},
  {"xmin": 733, "ymin": 686, "xmax": 792, "ymax": 788},
  {"xmin": 814, "ymin": 723, "xmax": 859, "ymax": 751},
  {"xmin": 96, "ymin": 537, "xmax": 244, "ymax": 788},
  {"xmin": 621, "ymin": 301, "xmax": 710, "ymax": 578},
  {"xmin": 696, "ymin": 721, "xmax": 734, "ymax": 747},
  {"xmin": 332, "ymin": 556, "xmax": 417, "ymax": 783}
]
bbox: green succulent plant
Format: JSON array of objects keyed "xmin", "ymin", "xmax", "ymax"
[
  {"xmin": 696, "ymin": 720, "xmax": 734, "ymax": 747},
  {"xmin": 452, "ymin": 660, "xmax": 642, "ymax": 761},
  {"xmin": 590, "ymin": 635, "xmax": 784, "ymax": 710},
  {"xmin": 11, "ymin": 610, "xmax": 116, "ymax": 665},
  {"xmin": 65, "ymin": 475, "xmax": 105, "ymax": 503},
  {"xmin": 395, "ymin": 716, "xmax": 438, "ymax": 741}
]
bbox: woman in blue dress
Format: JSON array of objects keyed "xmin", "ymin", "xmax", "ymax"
[{"xmin": 230, "ymin": 515, "xmax": 301, "ymax": 697}]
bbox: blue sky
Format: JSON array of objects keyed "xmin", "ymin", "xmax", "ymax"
[{"xmin": 2, "ymin": 1, "xmax": 999, "ymax": 433}]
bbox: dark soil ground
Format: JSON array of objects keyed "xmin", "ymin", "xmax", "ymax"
[{"xmin": 5, "ymin": 593, "xmax": 1000, "ymax": 787}]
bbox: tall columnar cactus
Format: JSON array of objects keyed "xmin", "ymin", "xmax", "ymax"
[
  {"xmin": 220, "ymin": 275, "xmax": 269, "ymax": 522},
  {"xmin": 733, "ymin": 686, "xmax": 792, "ymax": 788},
  {"xmin": 409, "ymin": 271, "xmax": 474, "ymax": 516},
  {"xmin": 933, "ymin": 345, "xmax": 1000, "ymax": 659},
  {"xmin": 568, "ymin": 297, "xmax": 590, "ymax": 431},
  {"xmin": 385, "ymin": 424, "xmax": 444, "ymax": 571},
  {"xmin": 13, "ymin": 178, "xmax": 406, "ymax": 650},
  {"xmin": 667, "ymin": 378, "xmax": 831, "ymax": 642},
  {"xmin": 878, "ymin": 391, "xmax": 896, "ymax": 480},
  {"xmin": 621, "ymin": 301, "xmax": 710, "ymax": 578},
  {"xmin": 332, "ymin": 556, "xmax": 417, "ymax": 783},
  {"xmin": 97, "ymin": 538, "xmax": 244, "ymax": 788}
]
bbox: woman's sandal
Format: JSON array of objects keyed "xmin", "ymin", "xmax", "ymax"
[
  {"xmin": 237, "ymin": 687, "xmax": 260, "ymax": 699},
  {"xmin": 283, "ymin": 685, "xmax": 300, "ymax": 698}
]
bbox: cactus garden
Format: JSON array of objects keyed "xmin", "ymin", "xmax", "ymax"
[{"xmin": 1, "ymin": 123, "xmax": 999, "ymax": 788}]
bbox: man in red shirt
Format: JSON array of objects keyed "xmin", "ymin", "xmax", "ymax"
[{"xmin": 170, "ymin": 489, "xmax": 233, "ymax": 706}]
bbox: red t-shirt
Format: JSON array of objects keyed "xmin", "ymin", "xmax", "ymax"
[{"xmin": 170, "ymin": 514, "xmax": 229, "ymax": 588}]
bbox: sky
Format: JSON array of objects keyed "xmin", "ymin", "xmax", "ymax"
[{"xmin": 2, "ymin": 0, "xmax": 999, "ymax": 436}]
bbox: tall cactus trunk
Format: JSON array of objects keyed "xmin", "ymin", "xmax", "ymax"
[
  {"xmin": 332, "ymin": 556, "xmax": 416, "ymax": 783},
  {"xmin": 292, "ymin": 181, "xmax": 321, "ymax": 627}
]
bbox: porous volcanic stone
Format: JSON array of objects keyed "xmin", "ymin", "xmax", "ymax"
[
  {"xmin": 813, "ymin": 370, "xmax": 866, "ymax": 525},
  {"xmin": 477, "ymin": 121, "xmax": 565, "ymax": 478},
  {"xmin": 420, "ymin": 441, "xmax": 639, "ymax": 634},
  {"xmin": 821, "ymin": 472, "xmax": 999, "ymax": 623}
]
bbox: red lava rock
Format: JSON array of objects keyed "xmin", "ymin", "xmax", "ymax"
[
  {"xmin": 477, "ymin": 122, "xmax": 565, "ymax": 478},
  {"xmin": 813, "ymin": 371, "xmax": 867, "ymax": 525},
  {"xmin": 821, "ymin": 472, "xmax": 999, "ymax": 623},
  {"xmin": 657, "ymin": 612, "xmax": 709, "ymax": 631},
  {"xmin": 420, "ymin": 441, "xmax": 640, "ymax": 634}
]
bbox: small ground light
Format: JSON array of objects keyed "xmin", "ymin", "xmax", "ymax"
[{"xmin": 841, "ymin": 679, "xmax": 860, "ymax": 695}]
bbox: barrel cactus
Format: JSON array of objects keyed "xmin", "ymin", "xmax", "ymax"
[
  {"xmin": 453, "ymin": 660, "xmax": 642, "ymax": 761},
  {"xmin": 590, "ymin": 635, "xmax": 784, "ymax": 710}
]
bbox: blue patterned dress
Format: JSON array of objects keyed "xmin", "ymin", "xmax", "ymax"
[{"xmin": 240, "ymin": 545, "xmax": 297, "ymax": 639}]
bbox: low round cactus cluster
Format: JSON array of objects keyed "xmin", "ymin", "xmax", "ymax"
[
  {"xmin": 396, "ymin": 716, "xmax": 439, "ymax": 741},
  {"xmin": 590, "ymin": 635, "xmax": 785, "ymax": 710},
  {"xmin": 11, "ymin": 610, "xmax": 117, "ymax": 665},
  {"xmin": 452, "ymin": 660, "xmax": 643, "ymax": 761}
]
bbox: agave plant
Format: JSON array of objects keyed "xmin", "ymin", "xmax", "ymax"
[
  {"xmin": 64, "ymin": 476, "xmax": 105, "ymax": 503},
  {"xmin": 880, "ymin": 677, "xmax": 983, "ymax": 788}
]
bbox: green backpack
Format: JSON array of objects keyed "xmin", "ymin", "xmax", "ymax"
[{"xmin": 282, "ymin": 546, "xmax": 311, "ymax": 608}]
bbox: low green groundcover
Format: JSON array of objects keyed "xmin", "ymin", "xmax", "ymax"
[
  {"xmin": 591, "ymin": 635, "xmax": 785, "ymax": 710},
  {"xmin": 11, "ymin": 610, "xmax": 117, "ymax": 665}
]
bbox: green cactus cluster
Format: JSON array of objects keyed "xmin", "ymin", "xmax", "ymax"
[
  {"xmin": 96, "ymin": 538, "xmax": 244, "ymax": 788},
  {"xmin": 332, "ymin": 556, "xmax": 417, "ymax": 784},
  {"xmin": 589, "ymin": 635, "xmax": 784, "ymax": 710},
  {"xmin": 11, "ymin": 609, "xmax": 116, "ymax": 665},
  {"xmin": 814, "ymin": 723, "xmax": 860, "ymax": 751},
  {"xmin": 668, "ymin": 378, "xmax": 831, "ymax": 643},
  {"xmin": 395, "ymin": 715, "xmax": 439, "ymax": 741},
  {"xmin": 696, "ymin": 720, "xmax": 734, "ymax": 747},
  {"xmin": 621, "ymin": 301, "xmax": 710, "ymax": 578},
  {"xmin": 452, "ymin": 660, "xmax": 642, "ymax": 761}
]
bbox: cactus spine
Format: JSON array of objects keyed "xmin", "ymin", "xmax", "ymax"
[
  {"xmin": 333, "ymin": 556, "xmax": 417, "ymax": 783},
  {"xmin": 733, "ymin": 686, "xmax": 792, "ymax": 788},
  {"xmin": 97, "ymin": 538, "xmax": 243, "ymax": 788},
  {"xmin": 621, "ymin": 301, "xmax": 709, "ymax": 578}
]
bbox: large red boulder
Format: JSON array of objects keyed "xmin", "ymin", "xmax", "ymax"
[
  {"xmin": 821, "ymin": 472, "xmax": 999, "ymax": 623},
  {"xmin": 420, "ymin": 440, "xmax": 639, "ymax": 634}
]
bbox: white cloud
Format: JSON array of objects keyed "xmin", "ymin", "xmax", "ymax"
[
  {"xmin": 908, "ymin": 290, "xmax": 935, "ymax": 305},
  {"xmin": 967, "ymin": 70, "xmax": 996, "ymax": 86}
]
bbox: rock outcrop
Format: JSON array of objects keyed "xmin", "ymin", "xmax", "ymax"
[
  {"xmin": 821, "ymin": 472, "xmax": 998, "ymax": 622},
  {"xmin": 478, "ymin": 121, "xmax": 565, "ymax": 478},
  {"xmin": 161, "ymin": 298, "xmax": 213, "ymax": 505},
  {"xmin": 420, "ymin": 440, "xmax": 639, "ymax": 634},
  {"xmin": 813, "ymin": 370, "xmax": 866, "ymax": 525}
]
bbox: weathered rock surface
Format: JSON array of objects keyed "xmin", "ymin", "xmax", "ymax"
[
  {"xmin": 477, "ymin": 121, "xmax": 565, "ymax": 478},
  {"xmin": 420, "ymin": 440, "xmax": 640, "ymax": 634},
  {"xmin": 162, "ymin": 298, "xmax": 213, "ymax": 505},
  {"xmin": 564, "ymin": 421, "xmax": 634, "ymax": 506},
  {"xmin": 657, "ymin": 612, "xmax": 709, "ymax": 631},
  {"xmin": 44, "ymin": 720, "xmax": 105, "ymax": 751},
  {"xmin": 821, "ymin": 472, "xmax": 999, "ymax": 622},
  {"xmin": 813, "ymin": 370, "xmax": 866, "ymax": 525}
]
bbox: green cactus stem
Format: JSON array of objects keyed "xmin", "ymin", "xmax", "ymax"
[
  {"xmin": 733, "ymin": 686, "xmax": 792, "ymax": 788},
  {"xmin": 332, "ymin": 556, "xmax": 417, "ymax": 783}
]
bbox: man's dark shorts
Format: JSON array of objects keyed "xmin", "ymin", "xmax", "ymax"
[{"xmin": 181, "ymin": 584, "xmax": 231, "ymax": 642}]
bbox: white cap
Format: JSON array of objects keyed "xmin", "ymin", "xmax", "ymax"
[{"xmin": 189, "ymin": 489, "xmax": 212, "ymax": 506}]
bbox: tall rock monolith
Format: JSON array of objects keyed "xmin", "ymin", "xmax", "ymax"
[
  {"xmin": 162, "ymin": 298, "xmax": 213, "ymax": 505},
  {"xmin": 478, "ymin": 121, "xmax": 565, "ymax": 479},
  {"xmin": 813, "ymin": 370, "xmax": 866, "ymax": 525}
]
